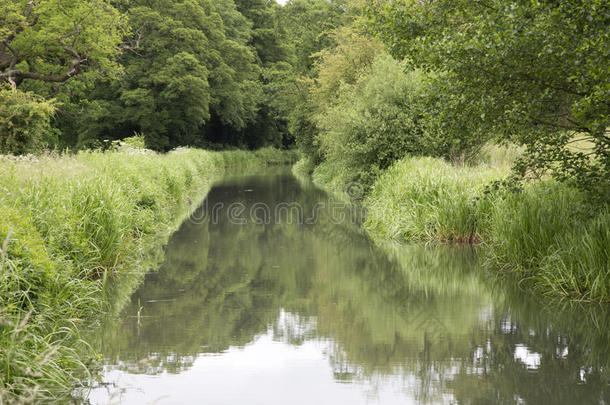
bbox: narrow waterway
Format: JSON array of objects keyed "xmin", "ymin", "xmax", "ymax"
[{"xmin": 87, "ymin": 169, "xmax": 609, "ymax": 404}]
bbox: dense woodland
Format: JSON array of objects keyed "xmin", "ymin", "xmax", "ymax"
[
  {"xmin": 1, "ymin": 0, "xmax": 608, "ymax": 197},
  {"xmin": 1, "ymin": 0, "xmax": 346, "ymax": 151}
]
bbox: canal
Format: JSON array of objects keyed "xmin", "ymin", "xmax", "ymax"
[{"xmin": 87, "ymin": 168, "xmax": 609, "ymax": 404}]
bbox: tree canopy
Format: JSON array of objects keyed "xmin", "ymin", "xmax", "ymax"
[
  {"xmin": 364, "ymin": 0, "xmax": 610, "ymax": 195},
  {"xmin": 1, "ymin": 0, "xmax": 126, "ymax": 87},
  {"xmin": 76, "ymin": 0, "xmax": 264, "ymax": 150}
]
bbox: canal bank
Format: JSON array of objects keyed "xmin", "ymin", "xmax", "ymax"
[
  {"xmin": 295, "ymin": 155, "xmax": 610, "ymax": 303},
  {"xmin": 0, "ymin": 147, "xmax": 297, "ymax": 403}
]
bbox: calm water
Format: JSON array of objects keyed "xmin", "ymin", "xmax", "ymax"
[{"xmin": 88, "ymin": 169, "xmax": 609, "ymax": 404}]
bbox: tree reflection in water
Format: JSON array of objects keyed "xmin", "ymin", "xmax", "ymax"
[{"xmin": 95, "ymin": 170, "xmax": 609, "ymax": 404}]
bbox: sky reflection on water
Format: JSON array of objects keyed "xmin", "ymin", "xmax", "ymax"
[{"xmin": 88, "ymin": 170, "xmax": 610, "ymax": 405}]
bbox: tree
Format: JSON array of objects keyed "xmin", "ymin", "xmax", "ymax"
[
  {"xmin": 0, "ymin": 0, "xmax": 126, "ymax": 88},
  {"xmin": 216, "ymin": 0, "xmax": 295, "ymax": 149},
  {"xmin": 365, "ymin": 0, "xmax": 610, "ymax": 197},
  {"xmin": 234, "ymin": 0, "xmax": 291, "ymax": 67},
  {"xmin": 317, "ymin": 56, "xmax": 430, "ymax": 188},
  {"xmin": 0, "ymin": 86, "xmax": 56, "ymax": 154},
  {"xmin": 73, "ymin": 0, "xmax": 263, "ymax": 150},
  {"xmin": 280, "ymin": 0, "xmax": 356, "ymax": 162},
  {"xmin": 280, "ymin": 0, "xmax": 352, "ymax": 76}
]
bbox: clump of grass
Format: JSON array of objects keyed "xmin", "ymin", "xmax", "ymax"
[
  {"xmin": 364, "ymin": 156, "xmax": 506, "ymax": 242},
  {"xmin": 484, "ymin": 183, "xmax": 609, "ymax": 301},
  {"xmin": 360, "ymin": 154, "xmax": 609, "ymax": 302},
  {"xmin": 484, "ymin": 182, "xmax": 588, "ymax": 269},
  {"xmin": 538, "ymin": 210, "xmax": 609, "ymax": 301},
  {"xmin": 0, "ymin": 147, "xmax": 294, "ymax": 401}
]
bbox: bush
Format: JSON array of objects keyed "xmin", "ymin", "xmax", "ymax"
[
  {"xmin": 0, "ymin": 87, "xmax": 57, "ymax": 155},
  {"xmin": 316, "ymin": 55, "xmax": 431, "ymax": 189}
]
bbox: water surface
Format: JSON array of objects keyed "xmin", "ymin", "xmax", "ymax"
[{"xmin": 88, "ymin": 169, "xmax": 609, "ymax": 404}]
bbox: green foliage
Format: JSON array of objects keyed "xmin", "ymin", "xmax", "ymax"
[
  {"xmin": 0, "ymin": 0, "xmax": 126, "ymax": 87},
  {"xmin": 234, "ymin": 0, "xmax": 291, "ymax": 67},
  {"xmin": 365, "ymin": 0, "xmax": 610, "ymax": 198},
  {"xmin": 27, "ymin": 0, "xmax": 302, "ymax": 152},
  {"xmin": 72, "ymin": 0, "xmax": 264, "ymax": 150},
  {"xmin": 279, "ymin": 0, "xmax": 351, "ymax": 76},
  {"xmin": 293, "ymin": 22, "xmax": 491, "ymax": 191},
  {"xmin": 0, "ymin": 87, "xmax": 57, "ymax": 154},
  {"xmin": 317, "ymin": 55, "xmax": 429, "ymax": 188},
  {"xmin": 277, "ymin": 0, "xmax": 355, "ymax": 160},
  {"xmin": 1, "ymin": 0, "xmax": 355, "ymax": 153},
  {"xmin": 363, "ymin": 155, "xmax": 610, "ymax": 301},
  {"xmin": 290, "ymin": 24, "xmax": 386, "ymax": 175},
  {"xmin": 311, "ymin": 25, "xmax": 383, "ymax": 103},
  {"xmin": 288, "ymin": 84, "xmax": 321, "ymax": 164},
  {"xmin": 485, "ymin": 183, "xmax": 587, "ymax": 269}
]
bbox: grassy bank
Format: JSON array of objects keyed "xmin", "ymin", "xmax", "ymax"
[
  {"xmin": 0, "ymin": 146, "xmax": 296, "ymax": 403},
  {"xmin": 301, "ymin": 148, "xmax": 609, "ymax": 303}
]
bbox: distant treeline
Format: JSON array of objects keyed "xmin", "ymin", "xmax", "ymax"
[
  {"xmin": 2, "ymin": 0, "xmax": 607, "ymax": 194},
  {"xmin": 0, "ymin": 0, "xmax": 351, "ymax": 152}
]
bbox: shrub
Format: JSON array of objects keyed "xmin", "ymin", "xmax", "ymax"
[
  {"xmin": 316, "ymin": 55, "xmax": 431, "ymax": 189},
  {"xmin": 0, "ymin": 87, "xmax": 57, "ymax": 155}
]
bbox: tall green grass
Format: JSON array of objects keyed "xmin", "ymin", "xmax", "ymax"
[
  {"xmin": 364, "ymin": 157, "xmax": 506, "ymax": 242},
  {"xmin": 487, "ymin": 186, "xmax": 609, "ymax": 301},
  {"xmin": 539, "ymin": 211, "xmax": 609, "ymax": 301},
  {"xmin": 362, "ymin": 156, "xmax": 609, "ymax": 302},
  {"xmin": 0, "ymin": 146, "xmax": 296, "ymax": 402}
]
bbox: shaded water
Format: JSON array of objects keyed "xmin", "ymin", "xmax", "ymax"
[{"xmin": 88, "ymin": 169, "xmax": 609, "ymax": 404}]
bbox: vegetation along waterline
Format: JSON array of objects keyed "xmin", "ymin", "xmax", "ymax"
[
  {"xmin": 1, "ymin": 0, "xmax": 608, "ymax": 402},
  {"xmin": 0, "ymin": 146, "xmax": 296, "ymax": 403},
  {"xmin": 366, "ymin": 156, "xmax": 608, "ymax": 302},
  {"xmin": 299, "ymin": 142, "xmax": 608, "ymax": 303},
  {"xmin": 289, "ymin": 0, "xmax": 608, "ymax": 303}
]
